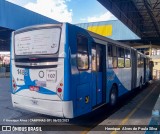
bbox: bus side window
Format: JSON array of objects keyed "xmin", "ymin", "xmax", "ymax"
[
  {"xmin": 125, "ymin": 49, "xmax": 131, "ymax": 68},
  {"xmin": 77, "ymin": 35, "xmax": 89, "ymax": 70},
  {"xmin": 141, "ymin": 56, "xmax": 144, "ymax": 67},
  {"xmin": 112, "ymin": 45, "xmax": 117, "ymax": 68},
  {"xmin": 92, "ymin": 44, "xmax": 96, "ymax": 71},
  {"xmin": 146, "ymin": 58, "xmax": 149, "ymax": 68},
  {"xmin": 117, "ymin": 47, "xmax": 124, "ymax": 68},
  {"xmin": 137, "ymin": 54, "xmax": 141, "ymax": 68},
  {"xmin": 108, "ymin": 45, "xmax": 112, "ymax": 57},
  {"xmin": 108, "ymin": 45, "xmax": 112, "ymax": 68},
  {"xmin": 108, "ymin": 44, "xmax": 117, "ymax": 68}
]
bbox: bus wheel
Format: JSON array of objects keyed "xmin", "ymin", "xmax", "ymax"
[{"xmin": 109, "ymin": 85, "xmax": 118, "ymax": 106}]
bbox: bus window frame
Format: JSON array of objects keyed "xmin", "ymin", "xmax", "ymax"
[
  {"xmin": 137, "ymin": 53, "xmax": 141, "ymax": 68},
  {"xmin": 125, "ymin": 49, "xmax": 131, "ymax": 68},
  {"xmin": 141, "ymin": 55, "xmax": 144, "ymax": 68},
  {"xmin": 108, "ymin": 44, "xmax": 117, "ymax": 69},
  {"xmin": 117, "ymin": 47, "xmax": 125, "ymax": 68},
  {"xmin": 76, "ymin": 34, "xmax": 89, "ymax": 71},
  {"xmin": 91, "ymin": 43, "xmax": 97, "ymax": 72}
]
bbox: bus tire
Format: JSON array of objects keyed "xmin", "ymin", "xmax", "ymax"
[{"xmin": 109, "ymin": 85, "xmax": 118, "ymax": 106}]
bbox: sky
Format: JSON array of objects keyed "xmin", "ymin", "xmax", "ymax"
[{"xmin": 6, "ymin": 0, "xmax": 117, "ymax": 24}]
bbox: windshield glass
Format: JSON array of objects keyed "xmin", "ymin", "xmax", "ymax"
[{"xmin": 15, "ymin": 28, "xmax": 61, "ymax": 55}]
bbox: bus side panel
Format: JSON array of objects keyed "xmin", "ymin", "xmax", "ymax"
[
  {"xmin": 121, "ymin": 68, "xmax": 132, "ymax": 91},
  {"xmin": 107, "ymin": 68, "xmax": 130, "ymax": 102},
  {"xmin": 67, "ymin": 24, "xmax": 79, "ymax": 117},
  {"xmin": 68, "ymin": 24, "xmax": 92, "ymax": 117},
  {"xmin": 106, "ymin": 46, "xmax": 132, "ymax": 102},
  {"xmin": 106, "ymin": 58, "xmax": 132, "ymax": 101},
  {"xmin": 63, "ymin": 24, "xmax": 71, "ymax": 101}
]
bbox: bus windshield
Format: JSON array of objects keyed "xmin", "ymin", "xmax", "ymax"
[{"xmin": 14, "ymin": 27, "xmax": 61, "ymax": 56}]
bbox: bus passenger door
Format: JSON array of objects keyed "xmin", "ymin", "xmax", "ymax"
[{"xmin": 92, "ymin": 44, "xmax": 106, "ymax": 107}]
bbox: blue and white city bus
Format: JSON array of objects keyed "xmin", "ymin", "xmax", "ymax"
[{"xmin": 11, "ymin": 23, "xmax": 152, "ymax": 118}]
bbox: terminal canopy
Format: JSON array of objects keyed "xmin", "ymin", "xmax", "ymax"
[{"xmin": 98, "ymin": 0, "xmax": 160, "ymax": 45}]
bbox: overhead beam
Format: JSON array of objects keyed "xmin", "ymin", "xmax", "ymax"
[
  {"xmin": 132, "ymin": 45, "xmax": 160, "ymax": 49},
  {"xmin": 143, "ymin": 0, "xmax": 160, "ymax": 37},
  {"xmin": 97, "ymin": 0, "xmax": 142, "ymax": 37}
]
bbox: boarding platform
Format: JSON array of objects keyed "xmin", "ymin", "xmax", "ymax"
[
  {"xmin": 145, "ymin": 88, "xmax": 160, "ymax": 133},
  {"xmin": 84, "ymin": 80, "xmax": 160, "ymax": 134}
]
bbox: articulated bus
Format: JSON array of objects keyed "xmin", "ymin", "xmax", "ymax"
[{"xmin": 11, "ymin": 23, "xmax": 152, "ymax": 118}]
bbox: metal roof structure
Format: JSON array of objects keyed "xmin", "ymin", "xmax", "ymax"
[
  {"xmin": 76, "ymin": 20, "xmax": 140, "ymax": 41},
  {"xmin": 0, "ymin": 0, "xmax": 58, "ymax": 51},
  {"xmin": 97, "ymin": 0, "xmax": 160, "ymax": 45}
]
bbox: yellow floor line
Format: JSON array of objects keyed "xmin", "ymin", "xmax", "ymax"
[
  {"xmin": 81, "ymin": 84, "xmax": 158, "ymax": 134},
  {"xmin": 81, "ymin": 127, "xmax": 92, "ymax": 134},
  {"xmin": 111, "ymin": 85, "xmax": 158, "ymax": 134}
]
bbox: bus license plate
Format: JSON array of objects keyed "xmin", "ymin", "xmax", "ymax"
[{"xmin": 46, "ymin": 70, "xmax": 57, "ymax": 82}]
